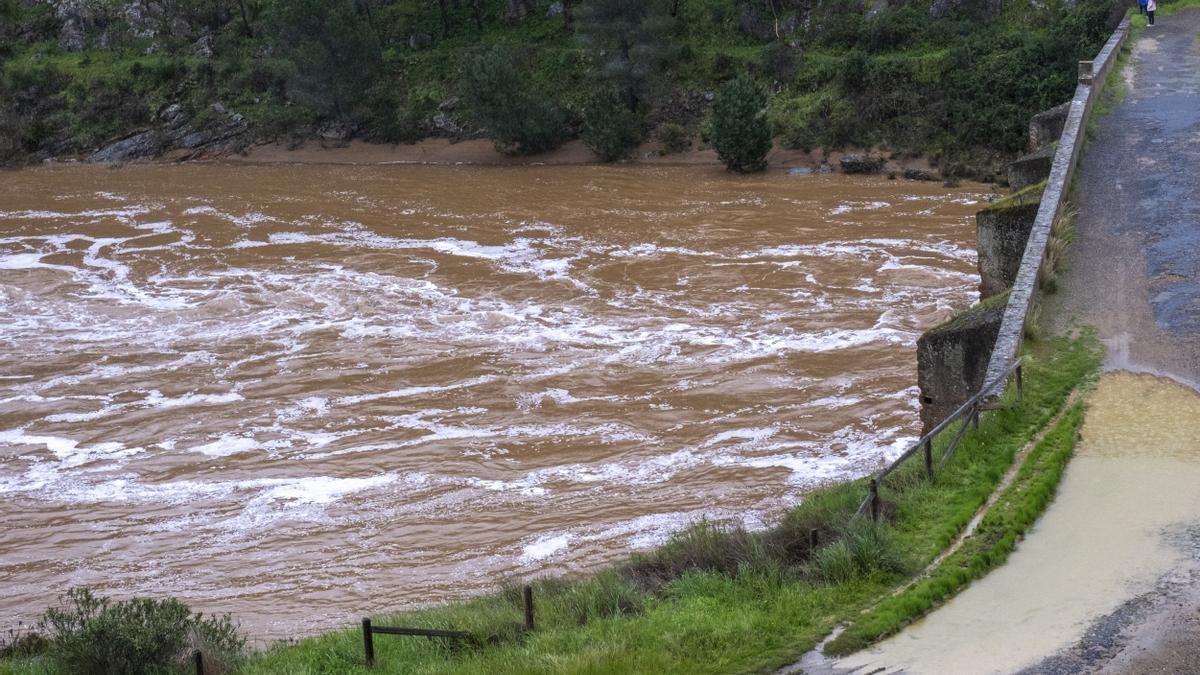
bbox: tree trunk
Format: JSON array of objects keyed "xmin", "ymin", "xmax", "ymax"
[
  {"xmin": 562, "ymin": 0, "xmax": 574, "ymax": 30},
  {"xmin": 237, "ymin": 0, "xmax": 253, "ymax": 36},
  {"xmin": 472, "ymin": 0, "xmax": 484, "ymax": 30},
  {"xmin": 437, "ymin": 0, "xmax": 451, "ymax": 36}
]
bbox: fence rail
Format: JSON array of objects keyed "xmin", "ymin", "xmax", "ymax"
[
  {"xmin": 858, "ymin": 357, "xmax": 1025, "ymax": 518},
  {"xmin": 359, "ymin": 584, "xmax": 536, "ymax": 668}
]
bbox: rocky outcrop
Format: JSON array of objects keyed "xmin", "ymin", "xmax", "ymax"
[
  {"xmin": 903, "ymin": 168, "xmax": 940, "ymax": 181},
  {"xmin": 976, "ymin": 182, "xmax": 1044, "ymax": 298},
  {"xmin": 91, "ymin": 102, "xmax": 247, "ymax": 163},
  {"xmin": 839, "ymin": 154, "xmax": 885, "ymax": 174},
  {"xmin": 1007, "ymin": 143, "xmax": 1055, "ymax": 190},
  {"xmin": 916, "ymin": 291, "xmax": 1008, "ymax": 435}
]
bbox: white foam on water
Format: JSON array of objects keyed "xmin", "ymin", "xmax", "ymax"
[
  {"xmin": 143, "ymin": 390, "xmax": 244, "ymax": 409},
  {"xmin": 191, "ymin": 435, "xmax": 260, "ymax": 457},
  {"xmin": 333, "ymin": 376, "xmax": 497, "ymax": 406},
  {"xmin": 521, "ymin": 533, "xmax": 573, "ymax": 561},
  {"xmin": 831, "ymin": 200, "xmax": 891, "ymax": 215}
]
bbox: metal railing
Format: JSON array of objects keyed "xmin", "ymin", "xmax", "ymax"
[
  {"xmin": 360, "ymin": 584, "xmax": 536, "ymax": 668},
  {"xmin": 858, "ymin": 357, "xmax": 1025, "ymax": 519}
]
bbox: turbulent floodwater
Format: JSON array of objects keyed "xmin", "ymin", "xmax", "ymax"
[{"xmin": 0, "ymin": 164, "xmax": 985, "ymax": 637}]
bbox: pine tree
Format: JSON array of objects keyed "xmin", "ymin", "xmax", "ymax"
[{"xmin": 711, "ymin": 76, "xmax": 772, "ymax": 173}]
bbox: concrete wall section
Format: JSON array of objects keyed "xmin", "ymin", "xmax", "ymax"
[
  {"xmin": 917, "ymin": 293, "xmax": 1008, "ymax": 435},
  {"xmin": 976, "ymin": 182, "xmax": 1045, "ymax": 298},
  {"xmin": 984, "ymin": 17, "xmax": 1131, "ymax": 390}
]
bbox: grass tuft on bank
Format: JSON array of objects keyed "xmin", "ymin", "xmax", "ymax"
[{"xmin": 1, "ymin": 336, "xmax": 1100, "ymax": 675}]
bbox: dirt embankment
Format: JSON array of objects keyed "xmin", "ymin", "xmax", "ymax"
[{"xmin": 214, "ymin": 137, "xmax": 940, "ymax": 174}]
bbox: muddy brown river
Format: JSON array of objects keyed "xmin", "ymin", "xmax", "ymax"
[{"xmin": 0, "ymin": 164, "xmax": 986, "ymax": 638}]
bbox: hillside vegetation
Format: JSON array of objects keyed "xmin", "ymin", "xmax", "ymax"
[{"xmin": 1, "ymin": 0, "xmax": 1122, "ymax": 169}]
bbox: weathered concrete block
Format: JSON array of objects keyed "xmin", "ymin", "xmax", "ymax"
[
  {"xmin": 1007, "ymin": 143, "xmax": 1054, "ymax": 190},
  {"xmin": 976, "ymin": 182, "xmax": 1044, "ymax": 298},
  {"xmin": 1028, "ymin": 101, "xmax": 1070, "ymax": 152},
  {"xmin": 917, "ymin": 292, "xmax": 1008, "ymax": 435}
]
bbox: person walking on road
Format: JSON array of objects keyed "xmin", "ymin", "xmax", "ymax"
[{"xmin": 1147, "ymin": 0, "xmax": 1156, "ymax": 25}]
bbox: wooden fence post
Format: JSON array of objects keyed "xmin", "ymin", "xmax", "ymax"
[
  {"xmin": 523, "ymin": 585, "xmax": 535, "ymax": 632},
  {"xmin": 971, "ymin": 404, "xmax": 979, "ymax": 431},
  {"xmin": 362, "ymin": 618, "xmax": 375, "ymax": 667},
  {"xmin": 193, "ymin": 650, "xmax": 204, "ymax": 675},
  {"xmin": 1016, "ymin": 364, "xmax": 1024, "ymax": 401},
  {"xmin": 923, "ymin": 439, "xmax": 933, "ymax": 479},
  {"xmin": 869, "ymin": 479, "xmax": 879, "ymax": 522},
  {"xmin": 809, "ymin": 528, "xmax": 819, "ymax": 549}
]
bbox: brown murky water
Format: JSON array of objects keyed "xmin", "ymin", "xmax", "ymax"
[
  {"xmin": 840, "ymin": 371, "xmax": 1200, "ymax": 674},
  {"xmin": 0, "ymin": 164, "xmax": 986, "ymax": 638}
]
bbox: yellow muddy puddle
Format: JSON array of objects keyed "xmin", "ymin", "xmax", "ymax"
[{"xmin": 837, "ymin": 371, "xmax": 1200, "ymax": 674}]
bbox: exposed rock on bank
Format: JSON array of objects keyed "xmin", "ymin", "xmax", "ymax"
[{"xmin": 91, "ymin": 102, "xmax": 248, "ymax": 163}]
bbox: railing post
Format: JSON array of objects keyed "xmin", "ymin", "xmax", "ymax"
[
  {"xmin": 1078, "ymin": 60, "xmax": 1095, "ymax": 84},
  {"xmin": 1016, "ymin": 363, "xmax": 1024, "ymax": 401},
  {"xmin": 523, "ymin": 585, "xmax": 535, "ymax": 632},
  {"xmin": 193, "ymin": 650, "xmax": 204, "ymax": 675},
  {"xmin": 869, "ymin": 479, "xmax": 880, "ymax": 522},
  {"xmin": 971, "ymin": 404, "xmax": 979, "ymax": 431},
  {"xmin": 923, "ymin": 439, "xmax": 933, "ymax": 479},
  {"xmin": 362, "ymin": 618, "xmax": 375, "ymax": 667},
  {"xmin": 809, "ymin": 528, "xmax": 819, "ymax": 549}
]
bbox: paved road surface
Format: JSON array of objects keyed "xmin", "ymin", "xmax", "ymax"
[{"xmin": 1049, "ymin": 9, "xmax": 1200, "ymax": 385}]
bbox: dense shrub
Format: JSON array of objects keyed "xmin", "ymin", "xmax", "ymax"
[
  {"xmin": 460, "ymin": 46, "xmax": 567, "ymax": 155},
  {"xmin": 710, "ymin": 75, "xmax": 771, "ymax": 173},
  {"xmin": 40, "ymin": 588, "xmax": 245, "ymax": 675},
  {"xmin": 657, "ymin": 122, "xmax": 691, "ymax": 154},
  {"xmin": 581, "ymin": 88, "xmax": 642, "ymax": 161},
  {"xmin": 759, "ymin": 41, "xmax": 799, "ymax": 81}
]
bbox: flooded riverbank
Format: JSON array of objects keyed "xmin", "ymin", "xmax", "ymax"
[{"xmin": 0, "ymin": 164, "xmax": 986, "ymax": 637}]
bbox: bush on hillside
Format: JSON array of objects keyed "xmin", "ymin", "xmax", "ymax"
[
  {"xmin": 582, "ymin": 88, "xmax": 642, "ymax": 161},
  {"xmin": 40, "ymin": 587, "xmax": 245, "ymax": 675},
  {"xmin": 657, "ymin": 122, "xmax": 690, "ymax": 154},
  {"xmin": 459, "ymin": 46, "xmax": 567, "ymax": 155},
  {"xmin": 710, "ymin": 75, "xmax": 772, "ymax": 173}
]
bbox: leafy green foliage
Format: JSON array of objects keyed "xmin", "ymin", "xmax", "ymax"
[
  {"xmin": 711, "ymin": 75, "xmax": 771, "ymax": 173},
  {"xmin": 0, "ymin": 0, "xmax": 1121, "ymax": 165},
  {"xmin": 459, "ymin": 46, "xmax": 567, "ymax": 154},
  {"xmin": 575, "ymin": 0, "xmax": 678, "ymax": 110},
  {"xmin": 262, "ymin": 0, "xmax": 381, "ymax": 118},
  {"xmin": 657, "ymin": 121, "xmax": 691, "ymax": 154},
  {"xmin": 38, "ymin": 588, "xmax": 244, "ymax": 675},
  {"xmin": 581, "ymin": 87, "xmax": 641, "ymax": 161}
]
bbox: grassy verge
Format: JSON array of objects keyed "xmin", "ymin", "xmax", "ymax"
[
  {"xmin": 2, "ymin": 337, "xmax": 1101, "ymax": 675},
  {"xmin": 825, "ymin": 393, "xmax": 1091, "ymax": 655}
]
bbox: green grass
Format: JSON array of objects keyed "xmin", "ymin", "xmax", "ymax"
[
  {"xmin": 826, "ymin": 394, "xmax": 1091, "ymax": 655},
  {"xmin": 2, "ymin": 336, "xmax": 1101, "ymax": 675}
]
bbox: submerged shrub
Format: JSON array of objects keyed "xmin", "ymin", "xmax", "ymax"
[
  {"xmin": 41, "ymin": 587, "xmax": 245, "ymax": 675},
  {"xmin": 581, "ymin": 87, "xmax": 641, "ymax": 162},
  {"xmin": 460, "ymin": 45, "xmax": 567, "ymax": 155},
  {"xmin": 657, "ymin": 122, "xmax": 690, "ymax": 154},
  {"xmin": 710, "ymin": 75, "xmax": 771, "ymax": 173}
]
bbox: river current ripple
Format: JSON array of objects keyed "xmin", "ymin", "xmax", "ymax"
[{"xmin": 0, "ymin": 164, "xmax": 985, "ymax": 637}]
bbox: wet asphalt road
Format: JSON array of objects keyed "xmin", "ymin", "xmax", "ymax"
[
  {"xmin": 1049, "ymin": 9, "xmax": 1200, "ymax": 384},
  {"xmin": 1044, "ymin": 10, "xmax": 1200, "ymax": 673}
]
